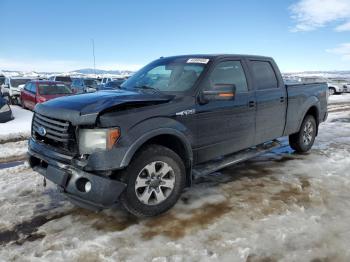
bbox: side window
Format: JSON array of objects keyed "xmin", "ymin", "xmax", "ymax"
[
  {"xmin": 207, "ymin": 61, "xmax": 248, "ymax": 93},
  {"xmin": 251, "ymin": 61, "xmax": 278, "ymax": 90}
]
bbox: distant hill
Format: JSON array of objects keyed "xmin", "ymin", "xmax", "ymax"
[
  {"xmin": 71, "ymin": 68, "xmax": 134, "ymax": 75},
  {"xmin": 283, "ymin": 70, "xmax": 350, "ymax": 80}
]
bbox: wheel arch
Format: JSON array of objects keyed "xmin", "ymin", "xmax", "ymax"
[
  {"xmin": 301, "ymin": 105, "xmax": 320, "ymax": 136},
  {"xmin": 120, "ymin": 128, "xmax": 193, "ymax": 187}
]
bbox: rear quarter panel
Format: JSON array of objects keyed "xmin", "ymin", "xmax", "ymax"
[{"xmin": 283, "ymin": 83, "xmax": 328, "ymax": 136}]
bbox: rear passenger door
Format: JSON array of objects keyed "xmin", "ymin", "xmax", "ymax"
[
  {"xmin": 194, "ymin": 59, "xmax": 256, "ymax": 163},
  {"xmin": 248, "ymin": 60, "xmax": 287, "ymax": 144}
]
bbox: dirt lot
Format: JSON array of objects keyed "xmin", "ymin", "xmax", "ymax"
[{"xmin": 0, "ymin": 95, "xmax": 350, "ymax": 262}]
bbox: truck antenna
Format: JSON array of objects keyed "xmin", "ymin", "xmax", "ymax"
[{"xmin": 91, "ymin": 38, "xmax": 96, "ymax": 77}]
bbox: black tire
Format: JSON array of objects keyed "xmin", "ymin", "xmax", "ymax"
[
  {"xmin": 289, "ymin": 115, "xmax": 317, "ymax": 153},
  {"xmin": 120, "ymin": 144, "xmax": 186, "ymax": 217},
  {"xmin": 329, "ymin": 87, "xmax": 336, "ymax": 95}
]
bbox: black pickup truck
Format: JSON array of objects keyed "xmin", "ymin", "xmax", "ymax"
[{"xmin": 28, "ymin": 55, "xmax": 328, "ymax": 217}]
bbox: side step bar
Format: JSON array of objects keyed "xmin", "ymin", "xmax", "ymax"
[{"xmin": 192, "ymin": 140, "xmax": 282, "ymax": 177}]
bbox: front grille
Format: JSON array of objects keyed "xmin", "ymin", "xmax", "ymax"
[{"xmin": 32, "ymin": 113, "xmax": 77, "ymax": 154}]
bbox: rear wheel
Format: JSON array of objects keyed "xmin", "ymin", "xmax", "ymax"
[
  {"xmin": 329, "ymin": 87, "xmax": 336, "ymax": 96},
  {"xmin": 120, "ymin": 145, "xmax": 186, "ymax": 217},
  {"xmin": 289, "ymin": 115, "xmax": 317, "ymax": 153}
]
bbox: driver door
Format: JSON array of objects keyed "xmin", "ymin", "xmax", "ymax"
[{"xmin": 194, "ymin": 60, "xmax": 256, "ymax": 163}]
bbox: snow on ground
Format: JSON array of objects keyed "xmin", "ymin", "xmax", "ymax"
[
  {"xmin": 0, "ymin": 96, "xmax": 349, "ymax": 261},
  {"xmin": 0, "ymin": 106, "xmax": 33, "ymax": 143},
  {"xmin": 329, "ymin": 93, "xmax": 350, "ymax": 104},
  {"xmin": 0, "ymin": 140, "xmax": 28, "ymax": 162}
]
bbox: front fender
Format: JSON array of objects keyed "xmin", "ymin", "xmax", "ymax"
[{"xmin": 120, "ymin": 125, "xmax": 193, "ymax": 168}]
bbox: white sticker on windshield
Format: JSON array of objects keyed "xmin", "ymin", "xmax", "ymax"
[{"xmin": 187, "ymin": 58, "xmax": 210, "ymax": 64}]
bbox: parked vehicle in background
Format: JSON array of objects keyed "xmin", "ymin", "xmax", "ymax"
[
  {"xmin": 48, "ymin": 75, "xmax": 72, "ymax": 86},
  {"xmin": 71, "ymin": 78, "xmax": 99, "ymax": 93},
  {"xmin": 0, "ymin": 94, "xmax": 13, "ymax": 123},
  {"xmin": 97, "ymin": 79, "xmax": 124, "ymax": 90},
  {"xmin": 327, "ymin": 79, "xmax": 347, "ymax": 95},
  {"xmin": 20, "ymin": 80, "xmax": 72, "ymax": 110},
  {"xmin": 343, "ymin": 82, "xmax": 350, "ymax": 93},
  {"xmin": 100, "ymin": 77, "xmax": 113, "ymax": 86},
  {"xmin": 28, "ymin": 54, "xmax": 328, "ymax": 217},
  {"xmin": 1, "ymin": 77, "xmax": 32, "ymax": 104},
  {"xmin": 0, "ymin": 75, "xmax": 5, "ymax": 87}
]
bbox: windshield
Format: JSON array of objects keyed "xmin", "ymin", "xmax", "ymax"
[
  {"xmin": 55, "ymin": 76, "xmax": 72, "ymax": 83},
  {"xmin": 84, "ymin": 79, "xmax": 98, "ymax": 87},
  {"xmin": 10, "ymin": 79, "xmax": 31, "ymax": 87},
  {"xmin": 120, "ymin": 57, "xmax": 207, "ymax": 92},
  {"xmin": 38, "ymin": 83, "xmax": 72, "ymax": 95}
]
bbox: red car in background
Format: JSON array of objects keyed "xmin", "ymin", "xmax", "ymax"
[{"xmin": 20, "ymin": 80, "xmax": 72, "ymax": 110}]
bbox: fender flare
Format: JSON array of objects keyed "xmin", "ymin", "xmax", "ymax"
[
  {"xmin": 296, "ymin": 96, "xmax": 321, "ymax": 132},
  {"xmin": 120, "ymin": 128, "xmax": 193, "ymax": 168}
]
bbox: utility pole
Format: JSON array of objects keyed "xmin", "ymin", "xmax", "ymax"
[{"xmin": 91, "ymin": 38, "xmax": 96, "ymax": 77}]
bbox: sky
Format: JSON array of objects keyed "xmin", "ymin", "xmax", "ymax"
[{"xmin": 1, "ymin": 0, "xmax": 350, "ymax": 72}]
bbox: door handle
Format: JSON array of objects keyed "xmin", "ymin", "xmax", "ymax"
[
  {"xmin": 280, "ymin": 97, "xmax": 285, "ymax": 103},
  {"xmin": 248, "ymin": 101, "xmax": 256, "ymax": 108}
]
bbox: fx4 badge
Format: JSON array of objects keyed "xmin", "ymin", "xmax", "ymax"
[{"xmin": 176, "ymin": 109, "xmax": 196, "ymax": 116}]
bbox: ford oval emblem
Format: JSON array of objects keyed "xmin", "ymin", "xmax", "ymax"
[{"xmin": 38, "ymin": 126, "xmax": 47, "ymax": 136}]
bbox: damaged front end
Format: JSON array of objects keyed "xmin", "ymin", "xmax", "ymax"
[{"xmin": 28, "ymin": 89, "xmax": 172, "ymax": 210}]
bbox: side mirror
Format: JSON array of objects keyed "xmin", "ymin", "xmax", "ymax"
[{"xmin": 200, "ymin": 84, "xmax": 236, "ymax": 103}]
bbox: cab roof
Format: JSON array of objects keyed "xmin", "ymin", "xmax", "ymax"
[{"xmin": 161, "ymin": 54, "xmax": 273, "ymax": 61}]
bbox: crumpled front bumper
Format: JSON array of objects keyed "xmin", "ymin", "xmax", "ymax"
[{"xmin": 28, "ymin": 139, "xmax": 126, "ymax": 211}]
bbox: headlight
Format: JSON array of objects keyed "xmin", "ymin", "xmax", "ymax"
[
  {"xmin": 0, "ymin": 104, "xmax": 11, "ymax": 113},
  {"xmin": 79, "ymin": 128, "xmax": 120, "ymax": 155}
]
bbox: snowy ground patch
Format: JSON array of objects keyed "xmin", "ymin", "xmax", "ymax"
[
  {"xmin": 329, "ymin": 93, "xmax": 350, "ymax": 104},
  {"xmin": 0, "ymin": 140, "xmax": 28, "ymax": 163},
  {"xmin": 0, "ymin": 106, "xmax": 33, "ymax": 143}
]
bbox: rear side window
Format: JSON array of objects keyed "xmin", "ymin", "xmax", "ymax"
[
  {"xmin": 207, "ymin": 61, "xmax": 248, "ymax": 93},
  {"xmin": 251, "ymin": 61, "xmax": 278, "ymax": 90}
]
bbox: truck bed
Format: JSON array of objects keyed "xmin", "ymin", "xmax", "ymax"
[{"xmin": 283, "ymin": 82, "xmax": 328, "ymax": 136}]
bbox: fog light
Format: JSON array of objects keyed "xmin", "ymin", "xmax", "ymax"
[
  {"xmin": 76, "ymin": 178, "xmax": 92, "ymax": 193},
  {"xmin": 85, "ymin": 181, "xmax": 92, "ymax": 193}
]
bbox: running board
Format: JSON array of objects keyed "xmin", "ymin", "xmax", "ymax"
[{"xmin": 192, "ymin": 140, "xmax": 282, "ymax": 177}]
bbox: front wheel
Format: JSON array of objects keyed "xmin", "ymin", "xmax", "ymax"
[
  {"xmin": 120, "ymin": 145, "xmax": 186, "ymax": 217},
  {"xmin": 289, "ymin": 115, "xmax": 317, "ymax": 153}
]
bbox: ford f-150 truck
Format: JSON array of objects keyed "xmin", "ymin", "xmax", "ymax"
[{"xmin": 28, "ymin": 55, "xmax": 328, "ymax": 217}]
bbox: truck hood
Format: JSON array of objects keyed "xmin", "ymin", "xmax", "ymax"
[{"xmin": 35, "ymin": 89, "xmax": 173, "ymax": 125}]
